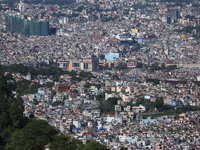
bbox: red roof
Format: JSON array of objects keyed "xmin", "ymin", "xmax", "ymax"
[{"xmin": 84, "ymin": 57, "xmax": 97, "ymax": 59}]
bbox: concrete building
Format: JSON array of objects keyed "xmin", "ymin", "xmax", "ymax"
[{"xmin": 57, "ymin": 57, "xmax": 99, "ymax": 71}]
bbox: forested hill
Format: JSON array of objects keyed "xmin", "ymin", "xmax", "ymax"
[{"xmin": 0, "ymin": 72, "xmax": 108, "ymax": 150}]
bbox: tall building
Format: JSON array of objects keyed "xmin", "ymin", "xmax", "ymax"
[
  {"xmin": 167, "ymin": 16, "xmax": 171, "ymax": 24},
  {"xmin": 170, "ymin": 9, "xmax": 180, "ymax": 20},
  {"xmin": 57, "ymin": 57, "xmax": 99, "ymax": 71},
  {"xmin": 5, "ymin": 15, "xmax": 49, "ymax": 36},
  {"xmin": 18, "ymin": 1, "xmax": 26, "ymax": 11},
  {"xmin": 59, "ymin": 17, "xmax": 69, "ymax": 24},
  {"xmin": 119, "ymin": 33, "xmax": 136, "ymax": 46},
  {"xmin": 167, "ymin": 9, "xmax": 180, "ymax": 24}
]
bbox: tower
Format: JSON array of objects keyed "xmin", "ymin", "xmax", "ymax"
[{"xmin": 18, "ymin": 1, "xmax": 26, "ymax": 11}]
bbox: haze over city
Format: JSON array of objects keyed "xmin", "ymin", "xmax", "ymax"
[{"xmin": 0, "ymin": 0, "xmax": 200, "ymax": 149}]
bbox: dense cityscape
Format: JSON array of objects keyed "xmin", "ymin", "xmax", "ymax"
[{"xmin": 0, "ymin": 0, "xmax": 200, "ymax": 149}]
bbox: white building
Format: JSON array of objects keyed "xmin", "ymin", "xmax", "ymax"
[
  {"xmin": 18, "ymin": 1, "xmax": 26, "ymax": 11},
  {"xmin": 132, "ymin": 105, "xmax": 146, "ymax": 113}
]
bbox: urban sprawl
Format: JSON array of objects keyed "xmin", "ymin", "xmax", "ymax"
[{"xmin": 0, "ymin": 0, "xmax": 200, "ymax": 149}]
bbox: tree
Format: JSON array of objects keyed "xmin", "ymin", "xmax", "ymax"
[
  {"xmin": 111, "ymin": 6, "xmax": 118, "ymax": 11},
  {"xmin": 166, "ymin": 65, "xmax": 177, "ymax": 70},
  {"xmin": 161, "ymin": 63, "xmax": 166, "ymax": 70},
  {"xmin": 46, "ymin": 67, "xmax": 63, "ymax": 77},
  {"xmin": 176, "ymin": 106, "xmax": 200, "ymax": 114},
  {"xmin": 111, "ymin": 74, "xmax": 120, "ymax": 80},
  {"xmin": 150, "ymin": 63, "xmax": 161, "ymax": 71},
  {"xmin": 136, "ymin": 23, "xmax": 141, "ymax": 27},
  {"xmin": 84, "ymin": 82, "xmax": 91, "ymax": 88},
  {"xmin": 45, "ymin": 82, "xmax": 54, "ymax": 88},
  {"xmin": 5, "ymin": 129, "xmax": 25, "ymax": 150},
  {"xmin": 76, "ymin": 5, "xmax": 85, "ymax": 12},
  {"xmin": 7, "ymin": 80, "xmax": 16, "ymax": 94},
  {"xmin": 52, "ymin": 101, "xmax": 64, "ymax": 107},
  {"xmin": 5, "ymin": 73, "xmax": 13, "ymax": 81},
  {"xmin": 148, "ymin": 34, "xmax": 157, "ymax": 38},
  {"xmin": 82, "ymin": 140, "xmax": 108, "ymax": 150},
  {"xmin": 51, "ymin": 133, "xmax": 83, "ymax": 150},
  {"xmin": 8, "ymin": 64, "xmax": 28, "ymax": 75},
  {"xmin": 68, "ymin": 70, "xmax": 77, "ymax": 77},
  {"xmin": 146, "ymin": 102, "xmax": 156, "ymax": 111},
  {"xmin": 99, "ymin": 97, "xmax": 120, "ymax": 112},
  {"xmin": 79, "ymin": 71, "xmax": 94, "ymax": 79},
  {"xmin": 115, "ymin": 63, "xmax": 128, "ymax": 70},
  {"xmin": 95, "ymin": 93, "xmax": 105, "ymax": 101},
  {"xmin": 93, "ymin": 84, "xmax": 101, "ymax": 90},
  {"xmin": 7, "ymin": 119, "xmax": 58, "ymax": 150},
  {"xmin": 0, "ymin": 72, "xmax": 10, "ymax": 99},
  {"xmin": 9, "ymin": 94, "xmax": 25, "ymax": 129},
  {"xmin": 136, "ymin": 62, "xmax": 143, "ymax": 68},
  {"xmin": 21, "ymin": 83, "xmax": 41, "ymax": 95},
  {"xmin": 0, "ymin": 72, "xmax": 11, "ymax": 134},
  {"xmin": 134, "ymin": 98, "xmax": 145, "ymax": 106},
  {"xmin": 71, "ymin": 13, "xmax": 79, "ymax": 18},
  {"xmin": 16, "ymin": 79, "xmax": 31, "ymax": 94},
  {"xmin": 120, "ymin": 146, "xmax": 126, "ymax": 150},
  {"xmin": 92, "ymin": 14, "xmax": 98, "ymax": 20},
  {"xmin": 146, "ymin": 78, "xmax": 160, "ymax": 85},
  {"xmin": 0, "ymin": 73, "xmax": 86, "ymax": 150},
  {"xmin": 155, "ymin": 97, "xmax": 164, "ymax": 111},
  {"xmin": 0, "ymin": 65, "xmax": 6, "ymax": 73},
  {"xmin": 73, "ymin": 89, "xmax": 79, "ymax": 94}
]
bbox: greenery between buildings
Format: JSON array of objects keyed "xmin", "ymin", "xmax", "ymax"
[
  {"xmin": 0, "ymin": 64, "xmax": 97, "ymax": 95},
  {"xmin": 0, "ymin": 72, "xmax": 108, "ymax": 150}
]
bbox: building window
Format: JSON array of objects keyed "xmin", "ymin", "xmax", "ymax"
[
  {"xmin": 84, "ymin": 63, "xmax": 88, "ymax": 69},
  {"xmin": 63, "ymin": 63, "xmax": 69, "ymax": 67},
  {"xmin": 72, "ymin": 63, "xmax": 79, "ymax": 67}
]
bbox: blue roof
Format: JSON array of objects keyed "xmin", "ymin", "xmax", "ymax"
[
  {"xmin": 49, "ymin": 122, "xmax": 54, "ymax": 125},
  {"xmin": 96, "ymin": 130, "xmax": 101, "ymax": 132},
  {"xmin": 142, "ymin": 117, "xmax": 157, "ymax": 124},
  {"xmin": 100, "ymin": 128, "xmax": 106, "ymax": 130},
  {"xmin": 72, "ymin": 127, "xmax": 81, "ymax": 130}
]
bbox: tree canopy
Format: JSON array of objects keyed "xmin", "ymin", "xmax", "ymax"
[
  {"xmin": 0, "ymin": 72, "xmax": 108, "ymax": 150},
  {"xmin": 82, "ymin": 140, "xmax": 108, "ymax": 150}
]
